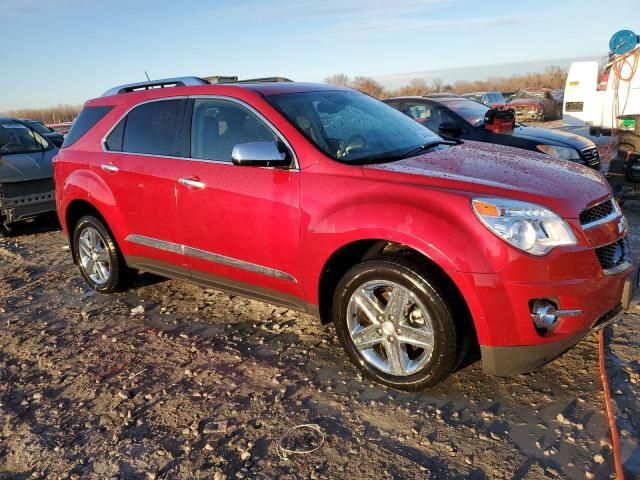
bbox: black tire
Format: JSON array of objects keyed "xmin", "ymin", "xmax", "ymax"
[
  {"xmin": 73, "ymin": 215, "xmax": 136, "ymax": 293},
  {"xmin": 332, "ymin": 256, "xmax": 460, "ymax": 391}
]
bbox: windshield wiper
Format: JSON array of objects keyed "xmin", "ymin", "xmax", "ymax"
[{"xmin": 397, "ymin": 140, "xmax": 456, "ymax": 159}]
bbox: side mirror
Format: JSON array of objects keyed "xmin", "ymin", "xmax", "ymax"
[
  {"xmin": 438, "ymin": 121, "xmax": 462, "ymax": 139},
  {"xmin": 231, "ymin": 141, "xmax": 291, "ymax": 167}
]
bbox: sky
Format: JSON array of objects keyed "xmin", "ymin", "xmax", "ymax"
[{"xmin": 0, "ymin": 0, "xmax": 633, "ymax": 111}]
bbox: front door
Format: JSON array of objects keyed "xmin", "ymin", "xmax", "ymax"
[{"xmin": 177, "ymin": 97, "xmax": 303, "ymax": 302}]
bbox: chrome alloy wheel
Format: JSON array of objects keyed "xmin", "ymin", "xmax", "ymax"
[
  {"xmin": 346, "ymin": 280, "xmax": 435, "ymax": 376},
  {"xmin": 78, "ymin": 226, "xmax": 111, "ymax": 286}
]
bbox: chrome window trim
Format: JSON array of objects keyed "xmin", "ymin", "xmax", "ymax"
[
  {"xmin": 125, "ymin": 234, "xmax": 297, "ymax": 283},
  {"xmin": 188, "ymin": 95, "xmax": 299, "ymax": 170},
  {"xmin": 100, "ymin": 95, "xmax": 299, "ymax": 171}
]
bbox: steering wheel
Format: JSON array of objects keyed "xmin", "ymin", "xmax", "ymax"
[
  {"xmin": 0, "ymin": 143, "xmax": 23, "ymax": 153},
  {"xmin": 337, "ymin": 134, "xmax": 367, "ymax": 158}
]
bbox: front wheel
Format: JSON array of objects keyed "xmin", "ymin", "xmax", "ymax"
[
  {"xmin": 73, "ymin": 215, "xmax": 136, "ymax": 293},
  {"xmin": 332, "ymin": 256, "xmax": 460, "ymax": 391}
]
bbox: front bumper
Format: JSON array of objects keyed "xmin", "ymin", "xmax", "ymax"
[{"xmin": 479, "ymin": 267, "xmax": 638, "ymax": 376}]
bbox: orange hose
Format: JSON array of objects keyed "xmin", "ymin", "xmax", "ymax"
[{"xmin": 598, "ymin": 329, "xmax": 625, "ymax": 479}]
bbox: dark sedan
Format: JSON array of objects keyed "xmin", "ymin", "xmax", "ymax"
[
  {"xmin": 21, "ymin": 119, "xmax": 65, "ymax": 147},
  {"xmin": 384, "ymin": 95, "xmax": 600, "ymax": 170}
]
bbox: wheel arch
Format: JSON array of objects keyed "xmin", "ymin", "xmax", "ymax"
[{"xmin": 317, "ymin": 239, "xmax": 478, "ymax": 352}]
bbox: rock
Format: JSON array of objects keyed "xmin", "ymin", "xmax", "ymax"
[
  {"xmin": 131, "ymin": 305, "xmax": 145, "ymax": 316},
  {"xmin": 117, "ymin": 391, "xmax": 128, "ymax": 400},
  {"xmin": 240, "ymin": 451, "xmax": 251, "ymax": 461},
  {"xmin": 204, "ymin": 443, "xmax": 214, "ymax": 451},
  {"xmin": 32, "ymin": 392, "xmax": 42, "ymax": 400},
  {"xmin": 593, "ymin": 454, "xmax": 605, "ymax": 464},
  {"xmin": 214, "ymin": 473, "xmax": 227, "ymax": 480}
]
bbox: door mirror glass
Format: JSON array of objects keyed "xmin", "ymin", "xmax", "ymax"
[
  {"xmin": 438, "ymin": 121, "xmax": 462, "ymax": 139},
  {"xmin": 231, "ymin": 141, "xmax": 290, "ymax": 167}
]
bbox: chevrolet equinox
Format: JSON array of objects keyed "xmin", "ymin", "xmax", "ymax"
[{"xmin": 54, "ymin": 77, "xmax": 636, "ymax": 391}]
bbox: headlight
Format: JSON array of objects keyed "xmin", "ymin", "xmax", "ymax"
[
  {"xmin": 536, "ymin": 144, "xmax": 581, "ymax": 160},
  {"xmin": 472, "ymin": 198, "xmax": 577, "ymax": 255}
]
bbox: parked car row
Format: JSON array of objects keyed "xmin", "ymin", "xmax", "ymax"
[
  {"xmin": 45, "ymin": 76, "xmax": 634, "ymax": 390},
  {"xmin": 462, "ymin": 89, "xmax": 564, "ymax": 122}
]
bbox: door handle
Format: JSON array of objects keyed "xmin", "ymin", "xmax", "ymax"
[
  {"xmin": 101, "ymin": 164, "xmax": 119, "ymax": 173},
  {"xmin": 178, "ymin": 177, "xmax": 206, "ymax": 190}
]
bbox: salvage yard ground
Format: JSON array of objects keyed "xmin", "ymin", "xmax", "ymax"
[{"xmin": 0, "ymin": 136, "xmax": 639, "ymax": 479}]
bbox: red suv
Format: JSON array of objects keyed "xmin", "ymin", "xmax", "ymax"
[{"xmin": 54, "ymin": 77, "xmax": 635, "ymax": 391}]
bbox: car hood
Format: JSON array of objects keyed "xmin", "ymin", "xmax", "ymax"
[
  {"xmin": 509, "ymin": 99, "xmax": 543, "ymax": 107},
  {"xmin": 362, "ymin": 141, "xmax": 610, "ymax": 218},
  {"xmin": 510, "ymin": 125, "xmax": 594, "ymax": 149},
  {"xmin": 0, "ymin": 149, "xmax": 56, "ymax": 183}
]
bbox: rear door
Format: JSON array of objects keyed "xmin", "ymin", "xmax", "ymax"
[
  {"xmin": 99, "ymin": 98, "xmax": 187, "ymax": 269},
  {"xmin": 176, "ymin": 96, "xmax": 303, "ymax": 303}
]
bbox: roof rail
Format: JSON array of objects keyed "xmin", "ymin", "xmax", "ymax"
[
  {"xmin": 101, "ymin": 76, "xmax": 210, "ymax": 97},
  {"xmin": 235, "ymin": 77, "xmax": 293, "ymax": 83}
]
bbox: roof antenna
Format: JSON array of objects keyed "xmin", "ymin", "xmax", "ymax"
[{"xmin": 144, "ymin": 71, "xmax": 151, "ymax": 81}]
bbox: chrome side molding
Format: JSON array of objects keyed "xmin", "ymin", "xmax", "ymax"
[{"xmin": 125, "ymin": 234, "xmax": 297, "ymax": 282}]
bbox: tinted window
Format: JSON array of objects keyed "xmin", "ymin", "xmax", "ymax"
[
  {"xmin": 122, "ymin": 100, "xmax": 185, "ymax": 156},
  {"xmin": 0, "ymin": 120, "xmax": 49, "ymax": 154},
  {"xmin": 105, "ymin": 119, "xmax": 125, "ymax": 151},
  {"xmin": 191, "ymin": 99, "xmax": 279, "ymax": 162},
  {"xmin": 62, "ymin": 106, "xmax": 113, "ymax": 148}
]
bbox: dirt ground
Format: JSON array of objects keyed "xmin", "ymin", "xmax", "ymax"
[{"xmin": 1, "ymin": 188, "xmax": 639, "ymax": 478}]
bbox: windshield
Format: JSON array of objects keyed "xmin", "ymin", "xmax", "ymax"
[
  {"xmin": 443, "ymin": 99, "xmax": 489, "ymax": 126},
  {"xmin": 266, "ymin": 90, "xmax": 443, "ymax": 163},
  {"xmin": 0, "ymin": 120, "xmax": 49, "ymax": 154},
  {"xmin": 515, "ymin": 91, "xmax": 545, "ymax": 100},
  {"xmin": 25, "ymin": 120, "xmax": 52, "ymax": 135}
]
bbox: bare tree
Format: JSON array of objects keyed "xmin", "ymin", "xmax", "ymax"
[
  {"xmin": 350, "ymin": 76, "xmax": 385, "ymax": 98},
  {"xmin": 430, "ymin": 78, "xmax": 444, "ymax": 93},
  {"xmin": 324, "ymin": 73, "xmax": 351, "ymax": 86}
]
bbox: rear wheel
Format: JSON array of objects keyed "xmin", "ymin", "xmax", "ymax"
[
  {"xmin": 332, "ymin": 256, "xmax": 460, "ymax": 391},
  {"xmin": 73, "ymin": 215, "xmax": 136, "ymax": 293}
]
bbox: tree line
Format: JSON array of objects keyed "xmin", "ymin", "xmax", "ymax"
[
  {"xmin": 2, "ymin": 66, "xmax": 567, "ymax": 121},
  {"xmin": 325, "ymin": 65, "xmax": 568, "ymax": 98},
  {"xmin": 1, "ymin": 104, "xmax": 81, "ymax": 124}
]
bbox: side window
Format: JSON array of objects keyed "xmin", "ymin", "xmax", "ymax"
[
  {"xmin": 108, "ymin": 99, "xmax": 185, "ymax": 156},
  {"xmin": 190, "ymin": 99, "xmax": 279, "ymax": 162},
  {"xmin": 105, "ymin": 119, "xmax": 125, "ymax": 152},
  {"xmin": 384, "ymin": 101, "xmax": 401, "ymax": 110},
  {"xmin": 404, "ymin": 103, "xmax": 432, "ymax": 122}
]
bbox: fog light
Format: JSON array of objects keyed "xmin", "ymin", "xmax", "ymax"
[{"xmin": 530, "ymin": 300, "xmax": 582, "ymax": 331}]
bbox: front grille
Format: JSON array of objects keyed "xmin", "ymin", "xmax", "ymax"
[
  {"xmin": 594, "ymin": 237, "xmax": 630, "ymax": 271},
  {"xmin": 579, "ymin": 199, "xmax": 615, "ymax": 226},
  {"xmin": 581, "ymin": 146, "xmax": 600, "ymax": 166}
]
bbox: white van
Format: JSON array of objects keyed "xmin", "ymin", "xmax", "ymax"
[{"xmin": 563, "ymin": 49, "xmax": 640, "ymax": 137}]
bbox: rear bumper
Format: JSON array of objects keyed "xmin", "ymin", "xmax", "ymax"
[{"xmin": 481, "ymin": 303, "xmax": 625, "ymax": 375}]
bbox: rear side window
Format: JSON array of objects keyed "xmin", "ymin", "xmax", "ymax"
[
  {"xmin": 108, "ymin": 99, "xmax": 185, "ymax": 156},
  {"xmin": 62, "ymin": 106, "xmax": 113, "ymax": 148}
]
